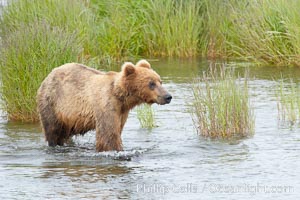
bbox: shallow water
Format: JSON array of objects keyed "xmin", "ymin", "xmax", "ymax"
[{"xmin": 1, "ymin": 59, "xmax": 300, "ymax": 199}]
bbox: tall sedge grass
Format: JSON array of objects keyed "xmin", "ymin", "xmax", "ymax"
[
  {"xmin": 96, "ymin": 0, "xmax": 146, "ymax": 60},
  {"xmin": 200, "ymin": 0, "xmax": 233, "ymax": 58},
  {"xmin": 191, "ymin": 64, "xmax": 254, "ymax": 138},
  {"xmin": 93, "ymin": 0, "xmax": 203, "ymax": 59},
  {"xmin": 221, "ymin": 0, "xmax": 300, "ymax": 66},
  {"xmin": 2, "ymin": 0, "xmax": 300, "ymax": 65},
  {"xmin": 0, "ymin": 22, "xmax": 82, "ymax": 121},
  {"xmin": 143, "ymin": 0, "xmax": 203, "ymax": 57},
  {"xmin": 0, "ymin": 0, "xmax": 91, "ymax": 121},
  {"xmin": 276, "ymin": 78, "xmax": 300, "ymax": 125},
  {"xmin": 0, "ymin": 0, "xmax": 96, "ymax": 56},
  {"xmin": 136, "ymin": 104, "xmax": 156, "ymax": 129}
]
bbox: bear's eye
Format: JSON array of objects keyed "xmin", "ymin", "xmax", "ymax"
[{"xmin": 149, "ymin": 81, "xmax": 156, "ymax": 90}]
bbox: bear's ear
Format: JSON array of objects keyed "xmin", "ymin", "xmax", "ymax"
[
  {"xmin": 136, "ymin": 59, "xmax": 151, "ymax": 69},
  {"xmin": 122, "ymin": 62, "xmax": 135, "ymax": 76}
]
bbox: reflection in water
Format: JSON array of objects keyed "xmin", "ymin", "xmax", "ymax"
[
  {"xmin": 196, "ymin": 138, "xmax": 250, "ymax": 164},
  {"xmin": 40, "ymin": 165, "xmax": 131, "ymax": 181},
  {"xmin": 1, "ymin": 59, "xmax": 300, "ymax": 199},
  {"xmin": 3, "ymin": 162, "xmax": 131, "ymax": 179}
]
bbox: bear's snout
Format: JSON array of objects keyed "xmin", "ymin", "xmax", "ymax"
[
  {"xmin": 164, "ymin": 94, "xmax": 172, "ymax": 104},
  {"xmin": 157, "ymin": 93, "xmax": 172, "ymax": 105},
  {"xmin": 155, "ymin": 86, "xmax": 172, "ymax": 105}
]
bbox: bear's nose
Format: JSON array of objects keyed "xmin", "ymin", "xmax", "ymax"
[{"xmin": 164, "ymin": 94, "xmax": 172, "ymax": 103}]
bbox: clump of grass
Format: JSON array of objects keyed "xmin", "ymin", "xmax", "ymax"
[
  {"xmin": 276, "ymin": 78, "xmax": 300, "ymax": 125},
  {"xmin": 191, "ymin": 64, "xmax": 254, "ymax": 139},
  {"xmin": 0, "ymin": 21, "xmax": 82, "ymax": 121},
  {"xmin": 136, "ymin": 104, "xmax": 156, "ymax": 129}
]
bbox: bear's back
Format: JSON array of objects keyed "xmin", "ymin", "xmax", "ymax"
[
  {"xmin": 53, "ymin": 63, "xmax": 104, "ymax": 76},
  {"xmin": 38, "ymin": 63, "xmax": 113, "ymax": 107},
  {"xmin": 47, "ymin": 63, "xmax": 114, "ymax": 88}
]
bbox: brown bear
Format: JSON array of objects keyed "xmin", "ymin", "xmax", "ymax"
[{"xmin": 37, "ymin": 60, "xmax": 172, "ymax": 152}]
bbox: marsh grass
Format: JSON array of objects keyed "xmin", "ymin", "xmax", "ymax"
[
  {"xmin": 276, "ymin": 78, "xmax": 300, "ymax": 125},
  {"xmin": 143, "ymin": 0, "xmax": 203, "ymax": 57},
  {"xmin": 221, "ymin": 0, "xmax": 300, "ymax": 66},
  {"xmin": 191, "ymin": 64, "xmax": 254, "ymax": 139},
  {"xmin": 0, "ymin": 22, "xmax": 82, "ymax": 121},
  {"xmin": 0, "ymin": 0, "xmax": 95, "ymax": 52},
  {"xmin": 2, "ymin": 0, "xmax": 300, "ymax": 65},
  {"xmin": 136, "ymin": 104, "xmax": 156, "ymax": 129},
  {"xmin": 96, "ymin": 0, "xmax": 147, "ymax": 60},
  {"xmin": 0, "ymin": 0, "xmax": 91, "ymax": 121},
  {"xmin": 94, "ymin": 0, "xmax": 203, "ymax": 59},
  {"xmin": 200, "ymin": 0, "xmax": 233, "ymax": 58}
]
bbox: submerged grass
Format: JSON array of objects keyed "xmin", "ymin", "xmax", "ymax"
[
  {"xmin": 276, "ymin": 78, "xmax": 300, "ymax": 125},
  {"xmin": 136, "ymin": 104, "xmax": 156, "ymax": 129},
  {"xmin": 191, "ymin": 64, "xmax": 254, "ymax": 139}
]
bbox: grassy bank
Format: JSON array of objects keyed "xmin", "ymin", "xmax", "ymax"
[
  {"xmin": 0, "ymin": 21, "xmax": 82, "ymax": 121},
  {"xmin": 4, "ymin": 0, "xmax": 300, "ymax": 64},
  {"xmin": 0, "ymin": 0, "xmax": 89, "ymax": 121},
  {"xmin": 0, "ymin": 0, "xmax": 300, "ymax": 121},
  {"xmin": 223, "ymin": 0, "xmax": 300, "ymax": 66}
]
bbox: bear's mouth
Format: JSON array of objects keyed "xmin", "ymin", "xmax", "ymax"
[{"xmin": 145, "ymin": 99, "xmax": 155, "ymax": 104}]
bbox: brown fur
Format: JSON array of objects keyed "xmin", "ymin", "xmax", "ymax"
[{"xmin": 37, "ymin": 60, "xmax": 171, "ymax": 152}]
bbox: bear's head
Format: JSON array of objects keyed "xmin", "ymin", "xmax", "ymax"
[{"xmin": 120, "ymin": 60, "xmax": 172, "ymax": 106}]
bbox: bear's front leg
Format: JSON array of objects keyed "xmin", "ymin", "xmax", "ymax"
[{"xmin": 95, "ymin": 111, "xmax": 123, "ymax": 152}]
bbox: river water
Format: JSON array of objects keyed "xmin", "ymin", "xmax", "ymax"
[{"xmin": 0, "ymin": 59, "xmax": 299, "ymax": 199}]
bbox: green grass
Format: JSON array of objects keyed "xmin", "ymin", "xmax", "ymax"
[
  {"xmin": 217, "ymin": 0, "xmax": 300, "ymax": 66},
  {"xmin": 142, "ymin": 0, "xmax": 203, "ymax": 57},
  {"xmin": 136, "ymin": 104, "xmax": 156, "ymax": 129},
  {"xmin": 0, "ymin": 21, "xmax": 82, "ymax": 121},
  {"xmin": 91, "ymin": 0, "xmax": 202, "ymax": 59},
  {"xmin": 0, "ymin": 0, "xmax": 93, "ymax": 121},
  {"xmin": 2, "ymin": 0, "xmax": 300, "ymax": 64},
  {"xmin": 0, "ymin": 0, "xmax": 95, "ymax": 55},
  {"xmin": 95, "ymin": 0, "xmax": 146, "ymax": 60},
  {"xmin": 191, "ymin": 64, "xmax": 254, "ymax": 139},
  {"xmin": 276, "ymin": 78, "xmax": 300, "ymax": 125}
]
